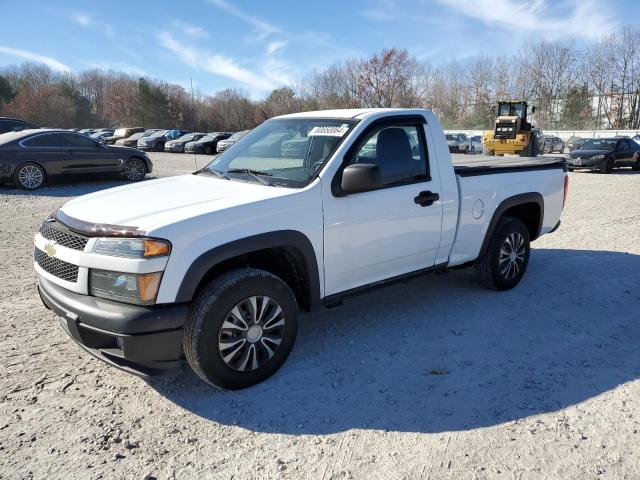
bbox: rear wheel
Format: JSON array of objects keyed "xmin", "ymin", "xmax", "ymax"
[
  {"xmin": 204, "ymin": 146, "xmax": 213, "ymax": 155},
  {"xmin": 474, "ymin": 217, "xmax": 530, "ymax": 291},
  {"xmin": 123, "ymin": 158, "xmax": 147, "ymax": 182},
  {"xmin": 632, "ymin": 154, "xmax": 640, "ymax": 171},
  {"xmin": 183, "ymin": 269, "xmax": 299, "ymax": 390},
  {"xmin": 14, "ymin": 162, "xmax": 45, "ymax": 190}
]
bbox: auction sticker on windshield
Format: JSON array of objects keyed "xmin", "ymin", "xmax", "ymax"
[{"xmin": 308, "ymin": 124, "xmax": 351, "ymax": 137}]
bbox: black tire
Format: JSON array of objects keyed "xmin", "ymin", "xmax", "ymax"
[
  {"xmin": 183, "ymin": 268, "xmax": 299, "ymax": 390},
  {"xmin": 122, "ymin": 158, "xmax": 147, "ymax": 182},
  {"xmin": 600, "ymin": 157, "xmax": 613, "ymax": 174},
  {"xmin": 474, "ymin": 217, "xmax": 530, "ymax": 291},
  {"xmin": 631, "ymin": 154, "xmax": 640, "ymax": 171},
  {"xmin": 520, "ymin": 135, "xmax": 536, "ymax": 157},
  {"xmin": 204, "ymin": 146, "xmax": 213, "ymax": 155},
  {"xmin": 482, "ymin": 145, "xmax": 495, "ymax": 156},
  {"xmin": 14, "ymin": 162, "xmax": 46, "ymax": 190},
  {"xmin": 156, "ymin": 143, "xmax": 164, "ymax": 152}
]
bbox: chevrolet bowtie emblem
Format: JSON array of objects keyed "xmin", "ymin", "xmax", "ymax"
[{"xmin": 44, "ymin": 243, "xmax": 57, "ymax": 257}]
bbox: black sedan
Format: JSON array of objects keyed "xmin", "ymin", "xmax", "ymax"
[
  {"xmin": 0, "ymin": 129, "xmax": 152, "ymax": 190},
  {"xmin": 184, "ymin": 132, "xmax": 233, "ymax": 155},
  {"xmin": 568, "ymin": 137, "xmax": 640, "ymax": 173},
  {"xmin": 164, "ymin": 132, "xmax": 206, "ymax": 153}
]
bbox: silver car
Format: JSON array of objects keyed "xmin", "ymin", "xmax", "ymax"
[{"xmin": 445, "ymin": 133, "xmax": 471, "ymax": 154}]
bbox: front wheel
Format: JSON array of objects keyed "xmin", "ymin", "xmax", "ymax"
[
  {"xmin": 600, "ymin": 157, "xmax": 613, "ymax": 174},
  {"xmin": 183, "ymin": 268, "xmax": 299, "ymax": 390},
  {"xmin": 482, "ymin": 145, "xmax": 495, "ymax": 156},
  {"xmin": 123, "ymin": 158, "xmax": 147, "ymax": 182},
  {"xmin": 474, "ymin": 217, "xmax": 530, "ymax": 291},
  {"xmin": 14, "ymin": 162, "xmax": 46, "ymax": 190}
]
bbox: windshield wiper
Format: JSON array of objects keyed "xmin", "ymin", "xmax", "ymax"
[
  {"xmin": 195, "ymin": 168, "xmax": 229, "ymax": 180},
  {"xmin": 226, "ymin": 168, "xmax": 274, "ymax": 186}
]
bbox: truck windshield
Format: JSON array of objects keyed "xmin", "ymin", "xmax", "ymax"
[{"xmin": 202, "ymin": 118, "xmax": 355, "ymax": 187}]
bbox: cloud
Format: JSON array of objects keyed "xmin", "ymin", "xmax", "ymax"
[
  {"xmin": 266, "ymin": 40, "xmax": 287, "ymax": 55},
  {"xmin": 157, "ymin": 32, "xmax": 286, "ymax": 94},
  {"xmin": 71, "ymin": 12, "xmax": 91, "ymax": 27},
  {"xmin": 0, "ymin": 46, "xmax": 71, "ymax": 72},
  {"xmin": 433, "ymin": 0, "xmax": 617, "ymax": 40},
  {"xmin": 207, "ymin": 0, "xmax": 279, "ymax": 40},
  {"xmin": 173, "ymin": 21, "xmax": 209, "ymax": 40}
]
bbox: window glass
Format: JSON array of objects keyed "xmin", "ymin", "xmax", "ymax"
[
  {"xmin": 206, "ymin": 119, "xmax": 352, "ymax": 187},
  {"xmin": 22, "ymin": 133, "xmax": 59, "ymax": 148},
  {"xmin": 618, "ymin": 141, "xmax": 630, "ymax": 152},
  {"xmin": 57, "ymin": 133, "xmax": 98, "ymax": 148},
  {"xmin": 346, "ymin": 124, "xmax": 428, "ymax": 186}
]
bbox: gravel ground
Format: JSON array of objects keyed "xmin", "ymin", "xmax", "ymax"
[{"xmin": 1, "ymin": 152, "xmax": 639, "ymax": 480}]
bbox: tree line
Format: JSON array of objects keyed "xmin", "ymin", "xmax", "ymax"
[{"xmin": 1, "ymin": 25, "xmax": 639, "ymax": 131}]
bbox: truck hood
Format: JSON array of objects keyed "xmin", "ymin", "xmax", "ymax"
[{"xmin": 59, "ymin": 174, "xmax": 294, "ymax": 232}]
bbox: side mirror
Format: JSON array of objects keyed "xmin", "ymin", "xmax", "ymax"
[
  {"xmin": 531, "ymin": 106, "xmax": 536, "ymax": 114},
  {"xmin": 341, "ymin": 163, "xmax": 382, "ymax": 193}
]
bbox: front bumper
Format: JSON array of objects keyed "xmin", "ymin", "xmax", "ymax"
[
  {"xmin": 567, "ymin": 157, "xmax": 603, "ymax": 169},
  {"xmin": 38, "ymin": 276, "xmax": 187, "ymax": 376},
  {"xmin": 164, "ymin": 144, "xmax": 183, "ymax": 152}
]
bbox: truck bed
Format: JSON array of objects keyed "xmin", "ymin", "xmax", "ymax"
[{"xmin": 452, "ymin": 154, "xmax": 566, "ymax": 176}]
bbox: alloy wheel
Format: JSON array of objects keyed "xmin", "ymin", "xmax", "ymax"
[
  {"xmin": 18, "ymin": 165, "xmax": 44, "ymax": 189},
  {"xmin": 498, "ymin": 232, "xmax": 526, "ymax": 280},
  {"xmin": 218, "ymin": 296, "xmax": 286, "ymax": 372},
  {"xmin": 124, "ymin": 159, "xmax": 146, "ymax": 181}
]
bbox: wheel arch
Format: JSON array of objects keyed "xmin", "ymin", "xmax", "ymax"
[
  {"xmin": 128, "ymin": 155, "xmax": 151, "ymax": 171},
  {"xmin": 479, "ymin": 193, "xmax": 544, "ymax": 255},
  {"xmin": 13, "ymin": 159, "xmax": 48, "ymax": 177},
  {"xmin": 175, "ymin": 230, "xmax": 321, "ymax": 312}
]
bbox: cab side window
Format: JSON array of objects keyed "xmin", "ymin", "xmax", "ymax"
[{"xmin": 346, "ymin": 124, "xmax": 428, "ymax": 187}]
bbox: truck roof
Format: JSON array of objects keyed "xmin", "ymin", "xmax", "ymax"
[{"xmin": 276, "ymin": 108, "xmax": 431, "ymax": 120}]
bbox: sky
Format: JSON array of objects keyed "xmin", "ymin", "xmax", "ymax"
[{"xmin": 0, "ymin": 0, "xmax": 636, "ymax": 98}]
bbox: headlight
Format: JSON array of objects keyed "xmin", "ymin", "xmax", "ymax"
[
  {"xmin": 93, "ymin": 237, "xmax": 171, "ymax": 258},
  {"xmin": 90, "ymin": 270, "xmax": 162, "ymax": 305},
  {"xmin": 591, "ymin": 154, "xmax": 605, "ymax": 160}
]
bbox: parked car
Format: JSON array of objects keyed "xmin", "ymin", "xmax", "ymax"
[
  {"xmin": 0, "ymin": 117, "xmax": 39, "ymax": 134},
  {"xmin": 33, "ymin": 108, "xmax": 568, "ymax": 389},
  {"xmin": 445, "ymin": 133, "xmax": 471, "ymax": 153},
  {"xmin": 566, "ymin": 136, "xmax": 587, "ymax": 152},
  {"xmin": 89, "ymin": 131, "xmax": 113, "ymax": 143},
  {"xmin": 164, "ymin": 132, "xmax": 206, "ymax": 153},
  {"xmin": 0, "ymin": 129, "xmax": 152, "ymax": 189},
  {"xmin": 567, "ymin": 137, "xmax": 640, "ymax": 173},
  {"xmin": 185, "ymin": 132, "xmax": 233, "ymax": 155},
  {"xmin": 469, "ymin": 135, "xmax": 482, "ymax": 153},
  {"xmin": 136, "ymin": 129, "xmax": 191, "ymax": 151},
  {"xmin": 103, "ymin": 127, "xmax": 144, "ymax": 145},
  {"xmin": 115, "ymin": 129, "xmax": 161, "ymax": 148},
  {"xmin": 216, "ymin": 129, "xmax": 250, "ymax": 153},
  {"xmin": 543, "ymin": 136, "xmax": 564, "ymax": 153}
]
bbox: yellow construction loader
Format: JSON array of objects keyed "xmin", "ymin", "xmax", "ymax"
[{"xmin": 482, "ymin": 101, "xmax": 543, "ymax": 157}]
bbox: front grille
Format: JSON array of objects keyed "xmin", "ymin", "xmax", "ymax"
[
  {"xmin": 34, "ymin": 247, "xmax": 79, "ymax": 282},
  {"xmin": 39, "ymin": 221, "xmax": 88, "ymax": 251}
]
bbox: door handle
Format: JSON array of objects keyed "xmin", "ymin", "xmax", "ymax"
[{"xmin": 414, "ymin": 190, "xmax": 439, "ymax": 207}]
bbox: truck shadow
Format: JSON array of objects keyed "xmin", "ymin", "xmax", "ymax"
[{"xmin": 149, "ymin": 248, "xmax": 640, "ymax": 434}]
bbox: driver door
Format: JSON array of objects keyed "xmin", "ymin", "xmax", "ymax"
[{"xmin": 322, "ymin": 117, "xmax": 443, "ymax": 296}]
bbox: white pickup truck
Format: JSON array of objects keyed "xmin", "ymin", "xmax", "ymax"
[{"xmin": 34, "ymin": 108, "xmax": 568, "ymax": 389}]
